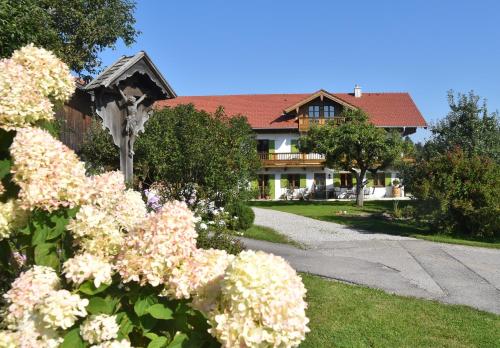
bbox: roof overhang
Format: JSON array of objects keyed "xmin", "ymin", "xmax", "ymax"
[
  {"xmin": 85, "ymin": 51, "xmax": 176, "ymax": 99},
  {"xmin": 283, "ymin": 89, "xmax": 357, "ymax": 114}
]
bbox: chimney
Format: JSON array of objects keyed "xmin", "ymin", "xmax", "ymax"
[{"xmin": 354, "ymin": 84, "xmax": 362, "ymax": 98}]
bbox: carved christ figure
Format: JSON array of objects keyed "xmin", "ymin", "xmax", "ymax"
[{"xmin": 118, "ymin": 88, "xmax": 147, "ymax": 157}]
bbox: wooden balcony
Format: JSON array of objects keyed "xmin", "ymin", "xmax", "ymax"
[
  {"xmin": 259, "ymin": 152, "xmax": 326, "ymax": 168},
  {"xmin": 298, "ymin": 116, "xmax": 346, "ymax": 132}
]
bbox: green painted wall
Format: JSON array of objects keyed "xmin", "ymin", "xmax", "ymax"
[
  {"xmin": 269, "ymin": 174, "xmax": 275, "ymax": 198},
  {"xmin": 334, "ymin": 173, "xmax": 341, "ymax": 187},
  {"xmin": 366, "ymin": 172, "xmax": 374, "ymax": 187},
  {"xmin": 269, "ymin": 140, "xmax": 275, "ymax": 153},
  {"xmin": 300, "ymin": 174, "xmax": 306, "ymax": 188},
  {"xmin": 385, "ymin": 173, "xmax": 392, "ymax": 186},
  {"xmin": 280, "ymin": 176, "xmax": 288, "ymax": 188}
]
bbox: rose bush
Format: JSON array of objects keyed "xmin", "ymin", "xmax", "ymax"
[{"xmin": 0, "ymin": 45, "xmax": 309, "ymax": 347}]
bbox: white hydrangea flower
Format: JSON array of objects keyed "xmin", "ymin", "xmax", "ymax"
[
  {"xmin": 15, "ymin": 315, "xmax": 63, "ymax": 348},
  {"xmin": 63, "ymin": 253, "xmax": 114, "ymax": 288},
  {"xmin": 0, "ymin": 199, "xmax": 27, "ymax": 241},
  {"xmin": 208, "ymin": 251, "xmax": 310, "ymax": 348},
  {"xmin": 10, "ymin": 44, "xmax": 74, "ymax": 103},
  {"xmin": 0, "ymin": 331, "xmax": 18, "ymax": 348},
  {"xmin": 115, "ymin": 201, "xmax": 198, "ymax": 287},
  {"xmin": 80, "ymin": 314, "xmax": 119, "ymax": 344},
  {"xmin": 90, "ymin": 339, "xmax": 133, "ymax": 348},
  {"xmin": 3, "ymin": 266, "xmax": 60, "ymax": 326},
  {"xmin": 68, "ymin": 205, "xmax": 123, "ymax": 259},
  {"xmin": 113, "ymin": 189, "xmax": 147, "ymax": 231},
  {"xmin": 37, "ymin": 290, "xmax": 88, "ymax": 329},
  {"xmin": 166, "ymin": 249, "xmax": 234, "ymax": 310},
  {"xmin": 10, "ymin": 128, "xmax": 91, "ymax": 211}
]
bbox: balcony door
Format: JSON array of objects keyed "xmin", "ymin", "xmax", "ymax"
[
  {"xmin": 258, "ymin": 174, "xmax": 270, "ymax": 199},
  {"xmin": 257, "ymin": 139, "xmax": 269, "ymax": 153},
  {"xmin": 313, "ymin": 173, "xmax": 326, "ymax": 199}
]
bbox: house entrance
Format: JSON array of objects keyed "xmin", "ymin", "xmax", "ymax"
[
  {"xmin": 313, "ymin": 173, "xmax": 326, "ymax": 199},
  {"xmin": 258, "ymin": 174, "xmax": 270, "ymax": 199}
]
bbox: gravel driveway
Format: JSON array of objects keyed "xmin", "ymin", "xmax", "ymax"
[{"xmin": 247, "ymin": 207, "xmax": 500, "ymax": 314}]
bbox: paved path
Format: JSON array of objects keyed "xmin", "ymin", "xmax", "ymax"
[{"xmin": 245, "ymin": 208, "xmax": 500, "ymax": 314}]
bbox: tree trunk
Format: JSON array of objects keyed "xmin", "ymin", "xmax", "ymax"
[{"xmin": 352, "ymin": 169, "xmax": 367, "ymax": 207}]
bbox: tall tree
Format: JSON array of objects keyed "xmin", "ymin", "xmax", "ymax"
[
  {"xmin": 426, "ymin": 90, "xmax": 500, "ymax": 162},
  {"xmin": 0, "ymin": 0, "xmax": 138, "ymax": 76},
  {"xmin": 301, "ymin": 109, "xmax": 404, "ymax": 207}
]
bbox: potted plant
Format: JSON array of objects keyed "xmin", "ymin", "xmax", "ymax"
[
  {"xmin": 264, "ymin": 186, "xmax": 271, "ymax": 200},
  {"xmin": 392, "ymin": 179, "xmax": 401, "ymax": 197}
]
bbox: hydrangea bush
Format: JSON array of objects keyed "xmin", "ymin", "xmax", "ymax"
[{"xmin": 0, "ymin": 45, "xmax": 309, "ymax": 347}]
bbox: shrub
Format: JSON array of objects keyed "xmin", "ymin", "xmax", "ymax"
[
  {"xmin": 227, "ymin": 201, "xmax": 255, "ymax": 230},
  {"xmin": 409, "ymin": 149, "xmax": 500, "ymax": 239},
  {"xmin": 196, "ymin": 229, "xmax": 245, "ymax": 255}
]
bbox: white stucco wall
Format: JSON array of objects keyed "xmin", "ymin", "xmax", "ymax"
[
  {"xmin": 258, "ymin": 168, "xmax": 400, "ymax": 200},
  {"xmin": 256, "ymin": 132, "xmax": 299, "ymax": 153},
  {"xmin": 255, "ymin": 133, "xmax": 402, "ymax": 200}
]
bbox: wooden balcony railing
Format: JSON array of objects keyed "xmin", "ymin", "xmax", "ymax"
[
  {"xmin": 298, "ymin": 116, "xmax": 346, "ymax": 132},
  {"xmin": 259, "ymin": 152, "xmax": 326, "ymax": 168}
]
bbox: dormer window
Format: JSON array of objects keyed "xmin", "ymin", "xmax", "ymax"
[
  {"xmin": 308, "ymin": 105, "xmax": 320, "ymax": 119},
  {"xmin": 324, "ymin": 105, "xmax": 335, "ymax": 118}
]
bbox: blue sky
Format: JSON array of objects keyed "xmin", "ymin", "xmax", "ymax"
[{"xmin": 99, "ymin": 0, "xmax": 500, "ymax": 142}]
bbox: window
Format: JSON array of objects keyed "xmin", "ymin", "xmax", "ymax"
[
  {"xmin": 308, "ymin": 105, "xmax": 320, "ymax": 119},
  {"xmin": 257, "ymin": 139, "xmax": 269, "ymax": 153},
  {"xmin": 286, "ymin": 174, "xmax": 300, "ymax": 189},
  {"xmin": 324, "ymin": 105, "xmax": 335, "ymax": 118},
  {"xmin": 373, "ymin": 172, "xmax": 385, "ymax": 187},
  {"xmin": 340, "ymin": 173, "xmax": 353, "ymax": 188}
]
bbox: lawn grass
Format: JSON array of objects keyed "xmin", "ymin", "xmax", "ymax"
[
  {"xmin": 242, "ymin": 225, "xmax": 301, "ymax": 248},
  {"xmin": 301, "ymin": 273, "xmax": 500, "ymax": 348},
  {"xmin": 250, "ymin": 200, "xmax": 500, "ymax": 249}
]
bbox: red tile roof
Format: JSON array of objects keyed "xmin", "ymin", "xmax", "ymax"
[{"xmin": 156, "ymin": 91, "xmax": 426, "ymax": 129}]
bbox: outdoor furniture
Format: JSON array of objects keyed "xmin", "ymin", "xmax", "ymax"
[{"xmin": 364, "ymin": 187, "xmax": 374, "ymax": 197}]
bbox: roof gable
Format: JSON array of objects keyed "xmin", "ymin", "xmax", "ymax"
[
  {"xmin": 283, "ymin": 89, "xmax": 356, "ymax": 113},
  {"xmin": 85, "ymin": 51, "xmax": 176, "ymax": 99}
]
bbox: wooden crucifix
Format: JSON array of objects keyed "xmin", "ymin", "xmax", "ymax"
[{"xmin": 85, "ymin": 52, "xmax": 176, "ymax": 183}]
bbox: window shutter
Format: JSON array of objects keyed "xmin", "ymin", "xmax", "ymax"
[
  {"xmin": 280, "ymin": 176, "xmax": 288, "ymax": 188},
  {"xmin": 269, "ymin": 174, "xmax": 275, "ymax": 199},
  {"xmin": 367, "ymin": 172, "xmax": 374, "ymax": 187},
  {"xmin": 269, "ymin": 140, "xmax": 275, "ymax": 154},
  {"xmin": 385, "ymin": 173, "xmax": 392, "ymax": 186},
  {"xmin": 291, "ymin": 139, "xmax": 299, "ymax": 153},
  {"xmin": 300, "ymin": 174, "xmax": 307, "ymax": 188},
  {"xmin": 334, "ymin": 173, "xmax": 341, "ymax": 187}
]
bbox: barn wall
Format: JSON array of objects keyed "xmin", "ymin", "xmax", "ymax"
[{"xmin": 55, "ymin": 88, "xmax": 93, "ymax": 152}]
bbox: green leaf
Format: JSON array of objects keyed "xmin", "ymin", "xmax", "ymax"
[
  {"xmin": 46, "ymin": 219, "xmax": 65, "ymax": 240},
  {"xmin": 34, "ymin": 243, "xmax": 59, "ymax": 269},
  {"xmin": 146, "ymin": 303, "xmax": 174, "ymax": 320},
  {"xmin": 0, "ymin": 240, "xmax": 11, "ymax": 269},
  {"xmin": 167, "ymin": 332, "xmax": 189, "ymax": 348},
  {"xmin": 116, "ymin": 312, "xmax": 135, "ymax": 338},
  {"xmin": 148, "ymin": 336, "xmax": 168, "ymax": 348},
  {"xmin": 87, "ymin": 297, "xmax": 114, "ymax": 315},
  {"xmin": 144, "ymin": 332, "xmax": 159, "ymax": 340},
  {"xmin": 78, "ymin": 280, "xmax": 110, "ymax": 295},
  {"xmin": 139, "ymin": 315, "xmax": 157, "ymax": 332},
  {"xmin": 31, "ymin": 224, "xmax": 49, "ymax": 245},
  {"xmin": 134, "ymin": 294, "xmax": 158, "ymax": 316},
  {"xmin": 0, "ymin": 159, "xmax": 11, "ymax": 180},
  {"xmin": 61, "ymin": 328, "xmax": 85, "ymax": 348}
]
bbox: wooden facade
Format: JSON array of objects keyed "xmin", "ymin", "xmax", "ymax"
[{"xmin": 55, "ymin": 88, "xmax": 93, "ymax": 152}]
